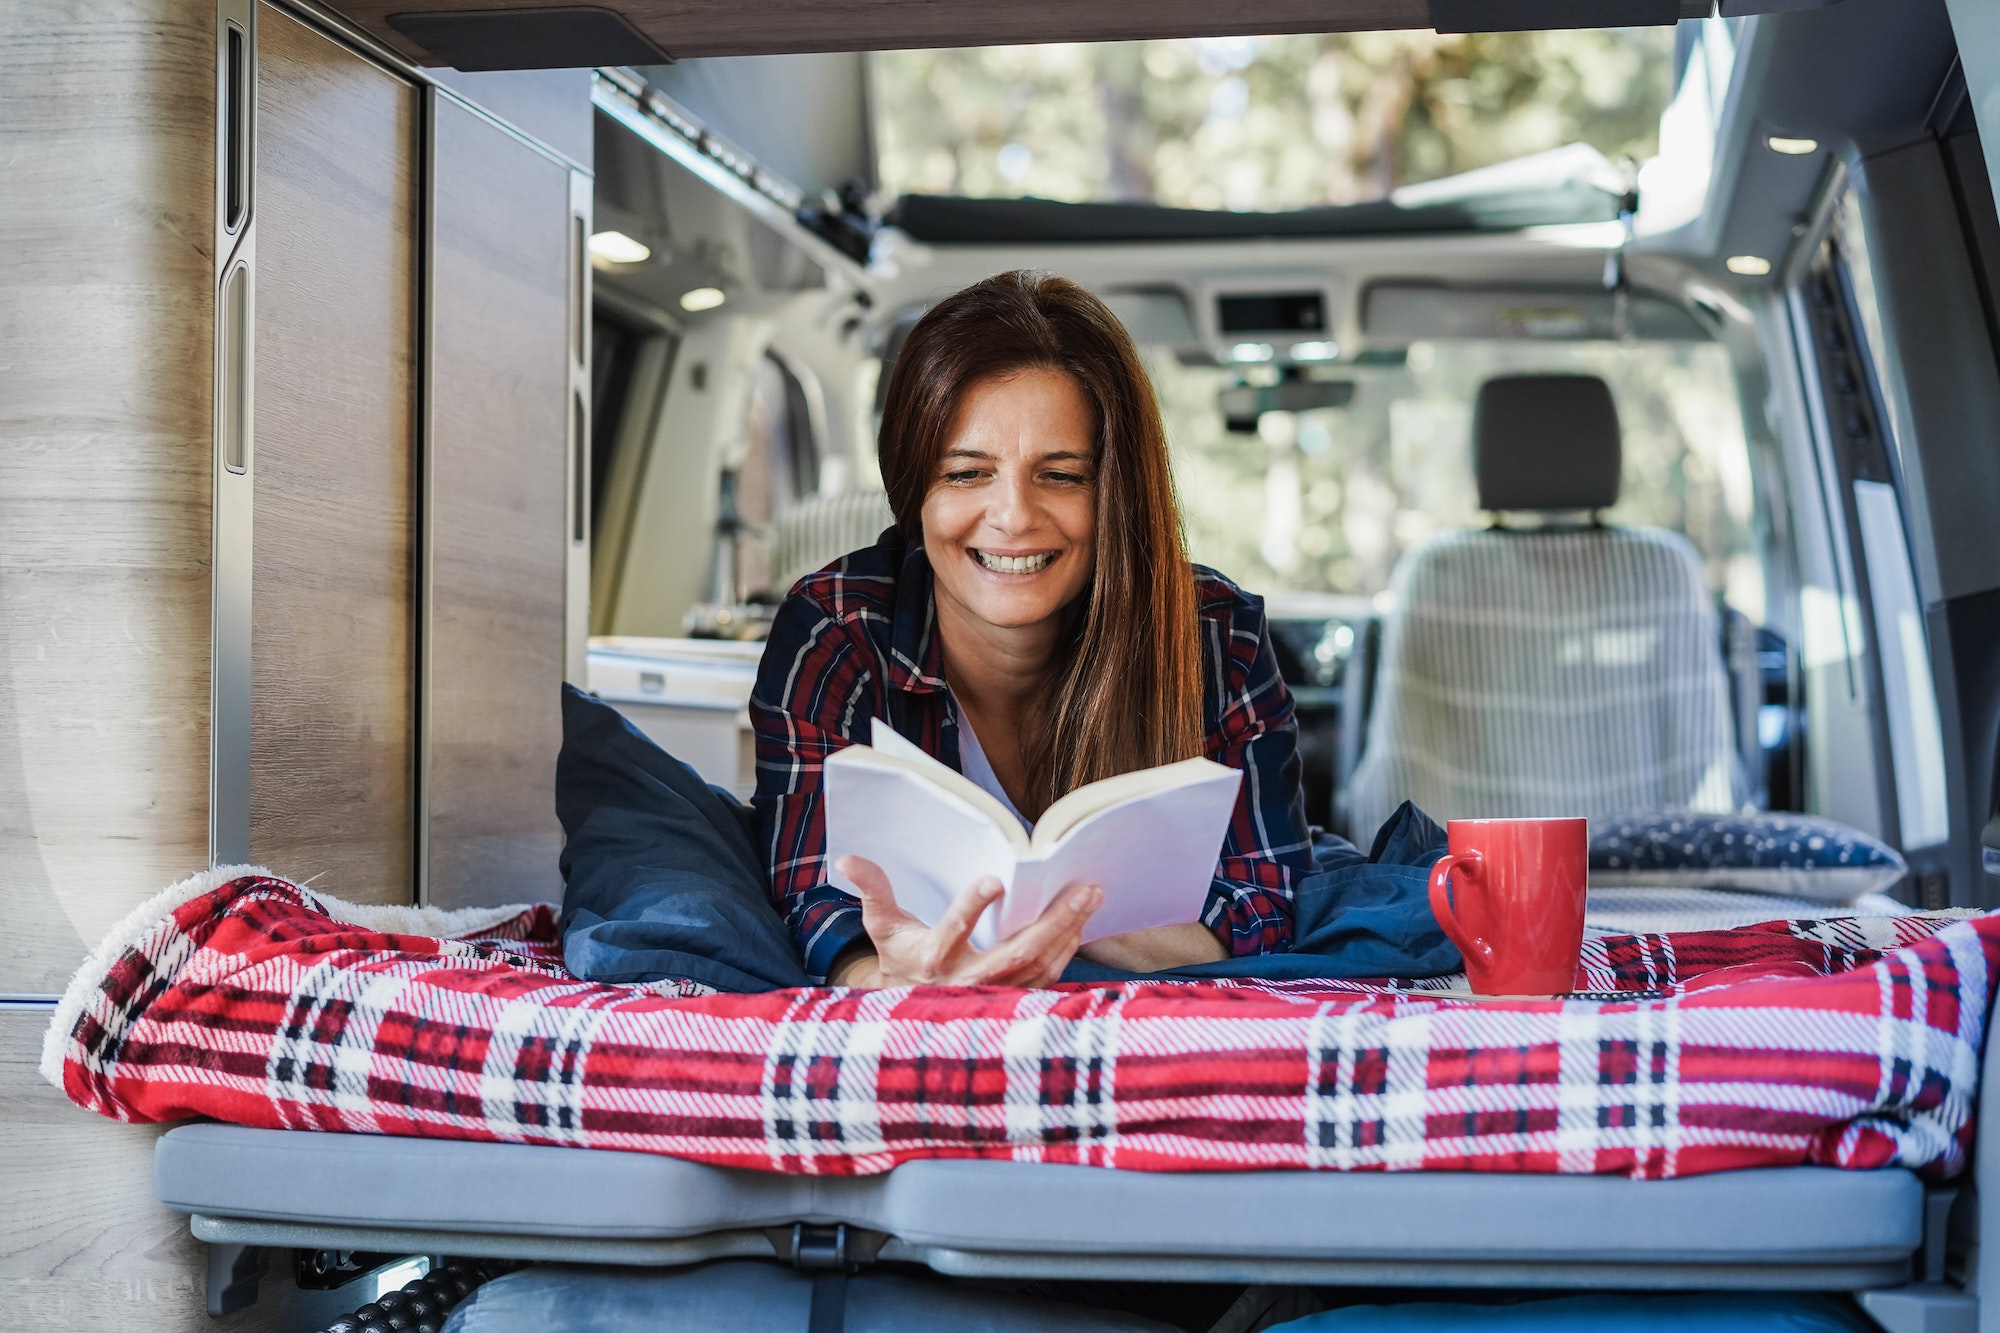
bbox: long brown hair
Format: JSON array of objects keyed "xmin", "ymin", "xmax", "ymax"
[{"xmin": 877, "ymin": 270, "xmax": 1204, "ymax": 806}]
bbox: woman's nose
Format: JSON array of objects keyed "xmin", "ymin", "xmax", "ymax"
[{"xmin": 985, "ymin": 469, "xmax": 1039, "ymax": 534}]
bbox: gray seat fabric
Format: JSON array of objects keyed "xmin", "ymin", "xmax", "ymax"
[
  {"xmin": 768, "ymin": 489, "xmax": 895, "ymax": 594},
  {"xmin": 1346, "ymin": 526, "xmax": 1746, "ymax": 836},
  {"xmin": 156, "ymin": 1124, "xmax": 1921, "ymax": 1272},
  {"xmin": 442, "ymin": 1260, "xmax": 1177, "ymax": 1333},
  {"xmin": 1345, "ymin": 373, "xmax": 1744, "ymax": 836}
]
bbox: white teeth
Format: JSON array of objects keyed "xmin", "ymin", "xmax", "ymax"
[{"xmin": 974, "ymin": 550, "xmax": 1055, "ymax": 574}]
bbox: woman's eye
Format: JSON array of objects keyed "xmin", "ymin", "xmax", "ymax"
[
  {"xmin": 1044, "ymin": 470, "xmax": 1091, "ymax": 485},
  {"xmin": 942, "ymin": 469, "xmax": 985, "ymax": 484}
]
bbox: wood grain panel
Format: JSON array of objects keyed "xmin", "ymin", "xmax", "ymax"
[
  {"xmin": 335, "ymin": 0, "xmax": 1716, "ymax": 62},
  {"xmin": 2, "ymin": 1012, "xmax": 302, "ymax": 1331},
  {"xmin": 427, "ymin": 97, "xmax": 571, "ymax": 908},
  {"xmin": 250, "ymin": 6, "xmax": 418, "ymax": 903},
  {"xmin": 0, "ymin": 0, "xmax": 216, "ymax": 993},
  {"xmin": 429, "ymin": 67, "xmax": 593, "ymax": 166},
  {"xmin": 332, "ymin": 0, "xmax": 1457, "ymax": 61}
]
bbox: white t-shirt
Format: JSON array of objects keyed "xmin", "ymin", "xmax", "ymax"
[{"xmin": 952, "ymin": 697, "xmax": 1031, "ymax": 831}]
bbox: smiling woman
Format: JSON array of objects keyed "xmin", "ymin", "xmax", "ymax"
[
  {"xmin": 918, "ymin": 368, "xmax": 1106, "ymax": 808},
  {"xmin": 749, "ymin": 271, "xmax": 1314, "ymax": 987},
  {"xmin": 878, "ymin": 274, "xmax": 1203, "ymax": 811}
]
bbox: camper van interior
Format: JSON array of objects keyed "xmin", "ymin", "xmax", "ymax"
[{"xmin": 8, "ymin": 0, "xmax": 2000, "ymax": 1329}]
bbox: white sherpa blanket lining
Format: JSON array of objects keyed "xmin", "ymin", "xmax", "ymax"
[{"xmin": 39, "ymin": 864, "xmax": 535, "ymax": 1091}]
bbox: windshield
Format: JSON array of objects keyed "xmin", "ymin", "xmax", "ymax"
[
  {"xmin": 1150, "ymin": 339, "xmax": 1762, "ymax": 620},
  {"xmin": 870, "ymin": 30, "xmax": 1671, "ymax": 211}
]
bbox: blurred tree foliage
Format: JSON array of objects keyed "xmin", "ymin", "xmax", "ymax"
[
  {"xmin": 1152, "ymin": 341, "xmax": 1761, "ymax": 614},
  {"xmin": 872, "ymin": 30, "xmax": 1672, "ymax": 209}
]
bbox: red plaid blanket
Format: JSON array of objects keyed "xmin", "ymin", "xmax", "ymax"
[{"xmin": 42, "ymin": 870, "xmax": 1997, "ymax": 1180}]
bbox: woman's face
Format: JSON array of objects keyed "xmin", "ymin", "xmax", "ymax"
[{"xmin": 922, "ymin": 368, "xmax": 1099, "ymax": 639}]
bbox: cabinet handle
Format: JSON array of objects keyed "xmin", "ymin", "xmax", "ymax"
[
  {"xmin": 572, "ymin": 388, "xmax": 588, "ymax": 543},
  {"xmin": 224, "ymin": 23, "xmax": 247, "ymax": 232},
  {"xmin": 221, "ymin": 263, "xmax": 250, "ymax": 474}
]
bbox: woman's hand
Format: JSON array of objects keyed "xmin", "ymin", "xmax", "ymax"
[
  {"xmin": 827, "ymin": 855, "xmax": 1102, "ymax": 988},
  {"xmin": 1077, "ymin": 922, "xmax": 1228, "ymax": 973}
]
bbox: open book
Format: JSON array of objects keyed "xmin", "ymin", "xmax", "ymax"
[{"xmin": 825, "ymin": 718, "xmax": 1242, "ymax": 950}]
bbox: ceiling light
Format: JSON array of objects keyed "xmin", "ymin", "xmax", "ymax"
[
  {"xmin": 679, "ymin": 287, "xmax": 726, "ymax": 312},
  {"xmin": 587, "ymin": 230, "xmax": 650, "ymax": 264},
  {"xmin": 1289, "ymin": 340, "xmax": 1338, "ymax": 362},
  {"xmin": 1725, "ymin": 255, "xmax": 1772, "ymax": 276},
  {"xmin": 1766, "ymin": 136, "xmax": 1819, "ymax": 156},
  {"xmin": 1228, "ymin": 342, "xmax": 1275, "ymax": 363}
]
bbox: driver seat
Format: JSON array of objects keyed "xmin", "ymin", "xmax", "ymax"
[{"xmin": 1344, "ymin": 373, "xmax": 1744, "ymax": 836}]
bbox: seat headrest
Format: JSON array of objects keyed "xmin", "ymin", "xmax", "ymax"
[{"xmin": 1473, "ymin": 374, "xmax": 1621, "ymax": 512}]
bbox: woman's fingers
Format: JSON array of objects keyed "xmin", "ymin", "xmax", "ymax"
[
  {"xmin": 925, "ymin": 876, "xmax": 1004, "ymax": 976},
  {"xmin": 965, "ymin": 883, "xmax": 1101, "ymax": 986},
  {"xmin": 840, "ymin": 868, "xmax": 1103, "ymax": 988},
  {"xmin": 837, "ymin": 856, "xmax": 920, "ymax": 940}
]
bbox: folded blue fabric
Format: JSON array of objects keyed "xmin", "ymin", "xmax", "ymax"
[
  {"xmin": 555, "ymin": 685, "xmax": 1457, "ymax": 992},
  {"xmin": 556, "ymin": 685, "xmax": 810, "ymax": 993},
  {"xmin": 1059, "ymin": 801, "xmax": 1461, "ymax": 983},
  {"xmin": 1270, "ymin": 1293, "xmax": 1872, "ymax": 1332}
]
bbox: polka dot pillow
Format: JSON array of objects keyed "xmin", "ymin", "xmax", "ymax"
[{"xmin": 1590, "ymin": 811, "xmax": 1907, "ymax": 904}]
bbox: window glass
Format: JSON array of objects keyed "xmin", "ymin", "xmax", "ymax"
[
  {"xmin": 1149, "ymin": 339, "xmax": 1761, "ymax": 619},
  {"xmin": 1854, "ymin": 480, "xmax": 1950, "ymax": 848},
  {"xmin": 1828, "ymin": 192, "xmax": 1950, "ymax": 848},
  {"xmin": 871, "ymin": 31, "xmax": 1671, "ymax": 210},
  {"xmin": 589, "ymin": 311, "xmax": 668, "ymax": 536},
  {"xmin": 1837, "ymin": 190, "xmax": 1899, "ymax": 442},
  {"xmin": 734, "ymin": 354, "xmax": 819, "ymax": 599}
]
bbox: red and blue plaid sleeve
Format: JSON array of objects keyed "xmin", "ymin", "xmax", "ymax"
[
  {"xmin": 749, "ymin": 590, "xmax": 877, "ymax": 978},
  {"xmin": 1198, "ymin": 596, "xmax": 1314, "ymax": 956}
]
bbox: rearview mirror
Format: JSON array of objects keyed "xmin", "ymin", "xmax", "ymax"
[{"xmin": 1219, "ymin": 378, "xmax": 1354, "ymax": 433}]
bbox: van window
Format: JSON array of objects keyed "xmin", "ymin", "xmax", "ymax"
[
  {"xmin": 870, "ymin": 32, "xmax": 1671, "ymax": 210},
  {"xmin": 1150, "ymin": 339, "xmax": 1761, "ymax": 617},
  {"xmin": 1823, "ymin": 193, "xmax": 1951, "ymax": 849},
  {"xmin": 732, "ymin": 352, "xmax": 820, "ymax": 600},
  {"xmin": 590, "ymin": 309, "xmax": 668, "ymax": 533}
]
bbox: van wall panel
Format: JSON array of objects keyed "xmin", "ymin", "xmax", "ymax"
[
  {"xmin": 1, "ymin": 1012, "xmax": 303, "ymax": 1331},
  {"xmin": 0, "ymin": 0, "xmax": 215, "ymax": 993},
  {"xmin": 249, "ymin": 6, "xmax": 419, "ymax": 903},
  {"xmin": 427, "ymin": 96, "xmax": 571, "ymax": 908}
]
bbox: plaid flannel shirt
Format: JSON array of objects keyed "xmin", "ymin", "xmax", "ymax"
[{"xmin": 750, "ymin": 527, "xmax": 1313, "ymax": 978}]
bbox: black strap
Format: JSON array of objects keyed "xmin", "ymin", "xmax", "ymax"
[{"xmin": 807, "ymin": 1269, "xmax": 849, "ymax": 1333}]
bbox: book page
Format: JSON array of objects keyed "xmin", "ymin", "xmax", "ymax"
[
  {"xmin": 1015, "ymin": 765, "xmax": 1242, "ymax": 943},
  {"xmin": 825, "ymin": 753, "xmax": 1020, "ymax": 947},
  {"xmin": 867, "ymin": 717, "xmax": 1031, "ymax": 845},
  {"xmin": 1032, "ymin": 756, "xmax": 1236, "ymax": 849}
]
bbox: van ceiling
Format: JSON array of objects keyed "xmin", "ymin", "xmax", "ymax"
[{"xmin": 337, "ymin": 0, "xmax": 1832, "ymax": 68}]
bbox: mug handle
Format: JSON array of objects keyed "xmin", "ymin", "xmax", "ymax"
[{"xmin": 1428, "ymin": 852, "xmax": 1494, "ymax": 967}]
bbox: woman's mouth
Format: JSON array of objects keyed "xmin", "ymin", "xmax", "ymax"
[{"xmin": 972, "ymin": 549, "xmax": 1055, "ymax": 574}]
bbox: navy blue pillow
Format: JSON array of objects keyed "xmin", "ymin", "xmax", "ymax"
[
  {"xmin": 1590, "ymin": 810, "xmax": 1907, "ymax": 904},
  {"xmin": 556, "ymin": 684, "xmax": 809, "ymax": 992}
]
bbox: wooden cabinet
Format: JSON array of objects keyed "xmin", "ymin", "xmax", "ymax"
[
  {"xmin": 424, "ymin": 97, "xmax": 577, "ymax": 909},
  {"xmin": 250, "ymin": 7, "xmax": 420, "ymax": 901}
]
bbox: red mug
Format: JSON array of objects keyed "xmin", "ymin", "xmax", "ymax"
[{"xmin": 1427, "ymin": 817, "xmax": 1588, "ymax": 996}]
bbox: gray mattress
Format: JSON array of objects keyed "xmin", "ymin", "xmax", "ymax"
[
  {"xmin": 1584, "ymin": 886, "xmax": 1909, "ymax": 936},
  {"xmin": 156, "ymin": 1123, "xmax": 1925, "ymax": 1291}
]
